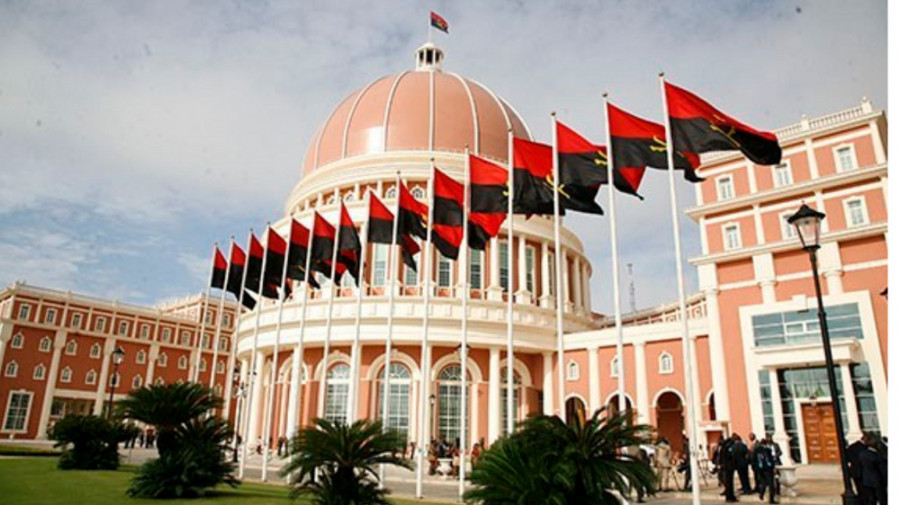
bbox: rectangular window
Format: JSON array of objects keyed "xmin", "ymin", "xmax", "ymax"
[
  {"xmin": 780, "ymin": 211, "xmax": 797, "ymax": 240},
  {"xmin": 372, "ymin": 244, "xmax": 388, "ymax": 287},
  {"xmin": 3, "ymin": 392, "xmax": 32, "ymax": 432},
  {"xmin": 404, "ymin": 260, "xmax": 418, "ymax": 287},
  {"xmin": 773, "ymin": 162, "xmax": 793, "ymax": 188},
  {"xmin": 844, "ymin": 198, "xmax": 868, "ymax": 227},
  {"xmin": 117, "ymin": 321, "xmax": 129, "ymax": 336},
  {"xmin": 525, "ymin": 246, "xmax": 536, "ymax": 294},
  {"xmin": 140, "ymin": 325, "xmax": 150, "ymax": 340},
  {"xmin": 548, "ymin": 252, "xmax": 556, "ymax": 297},
  {"xmin": 751, "ymin": 303, "xmax": 863, "ymax": 347},
  {"xmin": 161, "ymin": 328, "xmax": 172, "ymax": 343},
  {"xmin": 223, "ymin": 314, "xmax": 232, "ymax": 328},
  {"xmin": 723, "ymin": 224, "xmax": 741, "ymax": 251},
  {"xmin": 94, "ymin": 316, "xmax": 106, "ymax": 333},
  {"xmin": 835, "ymin": 145, "xmax": 857, "ymax": 172},
  {"xmin": 469, "ymin": 250, "xmax": 483, "ymax": 289},
  {"xmin": 716, "ymin": 175, "xmax": 735, "ymax": 201},
  {"xmin": 44, "ymin": 308, "xmax": 57, "ymax": 325},
  {"xmin": 499, "ymin": 240, "xmax": 510, "ymax": 292},
  {"xmin": 17, "ymin": 304, "xmax": 31, "ymax": 321},
  {"xmin": 437, "ymin": 254, "xmax": 452, "ymax": 288},
  {"xmin": 71, "ymin": 313, "xmax": 83, "ymax": 329}
]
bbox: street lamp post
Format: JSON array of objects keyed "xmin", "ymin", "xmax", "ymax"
[
  {"xmin": 787, "ymin": 204, "xmax": 857, "ymax": 505},
  {"xmin": 107, "ymin": 347, "xmax": 126, "ymax": 419}
]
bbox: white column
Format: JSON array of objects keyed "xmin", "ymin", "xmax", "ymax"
[
  {"xmin": 37, "ymin": 330, "xmax": 67, "ymax": 439},
  {"xmin": 562, "ymin": 251, "xmax": 572, "ymax": 313},
  {"xmin": 869, "ymin": 120, "xmax": 887, "ymax": 165},
  {"xmin": 247, "ymin": 353, "xmax": 266, "ymax": 444},
  {"xmin": 689, "ymin": 335, "xmax": 703, "ymax": 431},
  {"xmin": 634, "ymin": 341, "xmax": 649, "ymax": 424},
  {"xmin": 515, "ymin": 235, "xmax": 530, "ymax": 304},
  {"xmin": 93, "ymin": 339, "xmax": 117, "ymax": 415},
  {"xmin": 488, "ymin": 347, "xmax": 501, "ymax": 443},
  {"xmin": 542, "ymin": 352, "xmax": 554, "ymax": 415},
  {"xmin": 0, "ymin": 323, "xmax": 11, "ymax": 374},
  {"xmin": 581, "ymin": 263, "xmax": 592, "ymax": 313},
  {"xmin": 819, "ymin": 242, "xmax": 844, "ymax": 295},
  {"xmin": 146, "ymin": 344, "xmax": 159, "ymax": 385},
  {"xmin": 572, "ymin": 257, "xmax": 583, "ymax": 312},
  {"xmin": 286, "ymin": 347, "xmax": 302, "ymax": 437},
  {"xmin": 487, "ymin": 238, "xmax": 502, "ymax": 301},
  {"xmin": 701, "ymin": 285, "xmax": 731, "ymax": 422},
  {"xmin": 805, "ymin": 138, "xmax": 819, "ymax": 179},
  {"xmin": 839, "ymin": 363, "xmax": 862, "ymax": 441},
  {"xmin": 539, "ymin": 241, "xmax": 551, "ymax": 308},
  {"xmin": 588, "ymin": 346, "xmax": 601, "ymax": 415},
  {"xmin": 768, "ymin": 368, "xmax": 794, "ymax": 464}
]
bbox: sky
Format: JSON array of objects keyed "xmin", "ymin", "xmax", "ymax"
[{"xmin": 0, "ymin": 0, "xmax": 887, "ymax": 314}]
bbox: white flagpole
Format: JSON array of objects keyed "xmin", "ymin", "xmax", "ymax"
[
  {"xmin": 261, "ymin": 226, "xmax": 292, "ymax": 482},
  {"xmin": 602, "ymin": 95, "xmax": 627, "ymax": 414},
  {"xmin": 229, "ymin": 231, "xmax": 252, "ymax": 474},
  {"xmin": 240, "ymin": 225, "xmax": 269, "ymax": 479},
  {"xmin": 459, "ymin": 148, "xmax": 470, "ymax": 500},
  {"xmin": 379, "ymin": 173, "xmax": 402, "ymax": 487},
  {"xmin": 505, "ymin": 130, "xmax": 515, "ymax": 435},
  {"xmin": 415, "ymin": 166, "xmax": 436, "ymax": 499},
  {"xmin": 551, "ymin": 114, "xmax": 566, "ymax": 419},
  {"xmin": 317, "ymin": 212, "xmax": 343, "ymax": 425},
  {"xmin": 209, "ymin": 238, "xmax": 234, "ymax": 390},
  {"xmin": 348, "ymin": 193, "xmax": 370, "ymax": 423},
  {"xmin": 193, "ymin": 242, "xmax": 217, "ymax": 383},
  {"xmin": 659, "ymin": 73, "xmax": 701, "ymax": 505}
]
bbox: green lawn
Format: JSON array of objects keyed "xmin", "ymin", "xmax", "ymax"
[
  {"xmin": 0, "ymin": 458, "xmax": 449, "ymax": 505},
  {"xmin": 0, "ymin": 444, "xmax": 60, "ymax": 456}
]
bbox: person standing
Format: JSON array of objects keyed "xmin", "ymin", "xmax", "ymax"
[
  {"xmin": 748, "ymin": 433, "xmax": 761, "ymax": 493},
  {"xmin": 656, "ymin": 438, "xmax": 673, "ymax": 491},
  {"xmin": 721, "ymin": 435, "xmax": 738, "ymax": 502},
  {"xmin": 847, "ymin": 434, "xmax": 868, "ymax": 496},
  {"xmin": 731, "ymin": 434, "xmax": 752, "ymax": 494},
  {"xmin": 858, "ymin": 433, "xmax": 887, "ymax": 505},
  {"xmin": 753, "ymin": 437, "xmax": 777, "ymax": 503}
]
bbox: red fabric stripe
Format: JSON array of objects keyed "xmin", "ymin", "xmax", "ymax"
[
  {"xmin": 267, "ymin": 227, "xmax": 287, "ymax": 255},
  {"xmin": 230, "ymin": 242, "xmax": 246, "ymax": 266},
  {"xmin": 369, "ymin": 193, "xmax": 394, "ymax": 221},
  {"xmin": 249, "ymin": 234, "xmax": 264, "ymax": 259},
  {"xmin": 399, "ymin": 182, "xmax": 428, "ymax": 218},
  {"xmin": 214, "ymin": 247, "xmax": 227, "ymax": 269},
  {"xmin": 608, "ymin": 102, "xmax": 666, "ymax": 140},
  {"xmin": 340, "ymin": 203, "xmax": 354, "ymax": 229},
  {"xmin": 469, "ymin": 212, "xmax": 505, "ymax": 239},
  {"xmin": 665, "ymin": 81, "xmax": 777, "ymax": 141},
  {"xmin": 290, "ymin": 219, "xmax": 310, "ymax": 247},
  {"xmin": 469, "ymin": 154, "xmax": 507, "ymax": 185},
  {"xmin": 313, "ymin": 212, "xmax": 336, "ymax": 239},
  {"xmin": 513, "ymin": 137, "xmax": 553, "ymax": 178},
  {"xmin": 433, "ymin": 168, "xmax": 463, "ymax": 205},
  {"xmin": 556, "ymin": 121, "xmax": 606, "ymax": 155}
]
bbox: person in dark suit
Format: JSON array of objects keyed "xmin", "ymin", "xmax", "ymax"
[
  {"xmin": 858, "ymin": 433, "xmax": 887, "ymax": 505},
  {"xmin": 731, "ymin": 434, "xmax": 752, "ymax": 494},
  {"xmin": 748, "ymin": 433, "xmax": 761, "ymax": 492},
  {"xmin": 847, "ymin": 435, "xmax": 868, "ymax": 496},
  {"xmin": 753, "ymin": 438, "xmax": 777, "ymax": 503},
  {"xmin": 720, "ymin": 436, "xmax": 738, "ymax": 502}
]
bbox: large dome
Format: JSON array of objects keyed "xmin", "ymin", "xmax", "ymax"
[{"xmin": 302, "ymin": 43, "xmax": 532, "ymax": 173}]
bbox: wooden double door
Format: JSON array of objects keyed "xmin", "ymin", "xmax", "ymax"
[{"xmin": 802, "ymin": 403, "xmax": 839, "ymax": 463}]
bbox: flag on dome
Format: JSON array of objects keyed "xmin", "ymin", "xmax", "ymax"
[
  {"xmin": 468, "ymin": 154, "xmax": 508, "ymax": 250},
  {"xmin": 665, "ymin": 81, "xmax": 782, "ymax": 166},
  {"xmin": 211, "ymin": 247, "xmax": 227, "ymax": 289},
  {"xmin": 310, "ymin": 212, "xmax": 345, "ymax": 282},
  {"xmin": 512, "ymin": 137, "xmax": 557, "ymax": 215},
  {"xmin": 432, "ymin": 168, "xmax": 464, "ymax": 260},
  {"xmin": 367, "ymin": 193, "xmax": 395, "ymax": 245},
  {"xmin": 430, "ymin": 11, "xmax": 449, "ymax": 33},
  {"xmin": 226, "ymin": 242, "xmax": 246, "ymax": 300},
  {"xmin": 608, "ymin": 101, "xmax": 703, "ymax": 183},
  {"xmin": 338, "ymin": 203, "xmax": 362, "ymax": 285},
  {"xmin": 554, "ymin": 121, "xmax": 609, "ymax": 211},
  {"xmin": 286, "ymin": 219, "xmax": 318, "ymax": 289}
]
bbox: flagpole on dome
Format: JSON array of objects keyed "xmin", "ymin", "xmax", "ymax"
[
  {"xmin": 659, "ymin": 73, "xmax": 702, "ymax": 505},
  {"xmin": 458, "ymin": 147, "xmax": 471, "ymax": 500},
  {"xmin": 348, "ymin": 192, "xmax": 370, "ymax": 423},
  {"xmin": 415, "ymin": 164, "xmax": 436, "ymax": 499},
  {"xmin": 209, "ymin": 238, "xmax": 233, "ymax": 391},
  {"xmin": 228, "ymin": 231, "xmax": 251, "ymax": 472},
  {"xmin": 240, "ymin": 225, "xmax": 269, "ymax": 480},
  {"xmin": 318, "ymin": 212, "xmax": 343, "ymax": 426},
  {"xmin": 505, "ymin": 129, "xmax": 515, "ymax": 435},
  {"xmin": 193, "ymin": 242, "xmax": 218, "ymax": 383},
  {"xmin": 602, "ymin": 95, "xmax": 627, "ymax": 415},
  {"xmin": 550, "ymin": 113, "xmax": 566, "ymax": 420},
  {"xmin": 261, "ymin": 226, "xmax": 292, "ymax": 482},
  {"xmin": 379, "ymin": 171, "xmax": 402, "ymax": 487}
]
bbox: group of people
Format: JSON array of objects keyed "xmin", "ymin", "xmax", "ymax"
[
  {"xmin": 712, "ymin": 433, "xmax": 782, "ymax": 503},
  {"xmin": 418, "ymin": 438, "xmax": 483, "ymax": 478},
  {"xmin": 123, "ymin": 428, "xmax": 156, "ymax": 449},
  {"xmin": 847, "ymin": 432, "xmax": 888, "ymax": 505}
]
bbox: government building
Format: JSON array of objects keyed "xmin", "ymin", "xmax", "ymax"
[{"xmin": 0, "ymin": 42, "xmax": 887, "ymax": 468}]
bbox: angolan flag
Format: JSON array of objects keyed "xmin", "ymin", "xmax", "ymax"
[
  {"xmin": 555, "ymin": 121, "xmax": 608, "ymax": 211},
  {"xmin": 338, "ymin": 203, "xmax": 361, "ymax": 286},
  {"xmin": 211, "ymin": 247, "xmax": 227, "ymax": 290},
  {"xmin": 310, "ymin": 212, "xmax": 345, "ymax": 283},
  {"xmin": 430, "ymin": 11, "xmax": 449, "ymax": 33},
  {"xmin": 512, "ymin": 137, "xmax": 556, "ymax": 216},
  {"xmin": 432, "ymin": 168, "xmax": 464, "ymax": 260},
  {"xmin": 468, "ymin": 154, "xmax": 507, "ymax": 250},
  {"xmin": 225, "ymin": 242, "xmax": 245, "ymax": 301}
]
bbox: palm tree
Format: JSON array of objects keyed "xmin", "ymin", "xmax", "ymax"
[
  {"xmin": 465, "ymin": 409, "xmax": 656, "ymax": 505},
  {"xmin": 116, "ymin": 382, "xmax": 221, "ymax": 457},
  {"xmin": 281, "ymin": 418, "xmax": 411, "ymax": 505}
]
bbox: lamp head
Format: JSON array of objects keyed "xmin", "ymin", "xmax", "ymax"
[{"xmin": 787, "ymin": 203, "xmax": 825, "ymax": 251}]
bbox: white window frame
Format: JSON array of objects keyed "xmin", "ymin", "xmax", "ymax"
[
  {"xmin": 181, "ymin": 331, "xmax": 191, "ymax": 346},
  {"xmin": 132, "ymin": 375, "xmax": 143, "ymax": 389},
  {"xmin": 140, "ymin": 324, "xmax": 150, "ymax": 340},
  {"xmin": 216, "ymin": 360, "xmax": 225, "ymax": 374},
  {"xmin": 411, "ymin": 186, "xmax": 426, "ymax": 200},
  {"xmin": 469, "ymin": 249, "xmax": 483, "ymax": 290},
  {"xmin": 223, "ymin": 314, "xmax": 232, "ymax": 328},
  {"xmin": 38, "ymin": 336, "xmax": 52, "ymax": 353},
  {"xmin": 372, "ymin": 244, "xmax": 388, "ymax": 287},
  {"xmin": 779, "ymin": 210, "xmax": 797, "ymax": 240},
  {"xmin": 136, "ymin": 350, "xmax": 146, "ymax": 365},
  {"xmin": 722, "ymin": 222, "xmax": 742, "ymax": 251},
  {"xmin": 65, "ymin": 340, "xmax": 77, "ymax": 356},
  {"xmin": 89, "ymin": 343, "xmax": 101, "ymax": 359},
  {"xmin": 772, "ymin": 161, "xmax": 793, "ymax": 188},
  {"xmin": 833, "ymin": 143, "xmax": 858, "ymax": 172},
  {"xmin": 33, "ymin": 364, "xmax": 46, "ymax": 380},
  {"xmin": 199, "ymin": 358, "xmax": 207, "ymax": 372},
  {"xmin": 2, "ymin": 391, "xmax": 34, "ymax": 433},
  {"xmin": 843, "ymin": 197, "xmax": 869, "ymax": 228},
  {"xmin": 161, "ymin": 328, "xmax": 172, "ymax": 343},
  {"xmin": 525, "ymin": 245, "xmax": 536, "ymax": 294},
  {"xmin": 94, "ymin": 316, "xmax": 106, "ymax": 333},
  {"xmin": 4, "ymin": 361, "xmax": 18, "ymax": 378},
  {"xmin": 658, "ymin": 352, "xmax": 674, "ymax": 375},
  {"xmin": 70, "ymin": 313, "xmax": 83, "ymax": 329},
  {"xmin": 85, "ymin": 369, "xmax": 97, "ymax": 385},
  {"xmin": 17, "ymin": 304, "xmax": 31, "ymax": 321},
  {"xmin": 566, "ymin": 361, "xmax": 579, "ymax": 381},
  {"xmin": 178, "ymin": 355, "xmax": 188, "ymax": 370},
  {"xmin": 117, "ymin": 321, "xmax": 128, "ymax": 336},
  {"xmin": 60, "ymin": 366, "xmax": 72, "ymax": 384},
  {"xmin": 499, "ymin": 240, "xmax": 510, "ymax": 292},
  {"xmin": 437, "ymin": 254, "xmax": 453, "ymax": 288},
  {"xmin": 10, "ymin": 333, "xmax": 24, "ymax": 349},
  {"xmin": 716, "ymin": 174, "xmax": 735, "ymax": 201},
  {"xmin": 158, "ymin": 353, "xmax": 168, "ymax": 368},
  {"xmin": 44, "ymin": 308, "xmax": 57, "ymax": 325},
  {"xmin": 385, "ymin": 186, "xmax": 398, "ymax": 199},
  {"xmin": 610, "ymin": 356, "xmax": 620, "ymax": 378}
]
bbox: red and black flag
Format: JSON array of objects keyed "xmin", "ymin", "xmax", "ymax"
[
  {"xmin": 398, "ymin": 182, "xmax": 428, "ymax": 270},
  {"xmin": 310, "ymin": 212, "xmax": 344, "ymax": 282},
  {"xmin": 338, "ymin": 203, "xmax": 362, "ymax": 286},
  {"xmin": 286, "ymin": 219, "xmax": 318, "ymax": 288},
  {"xmin": 608, "ymin": 102, "xmax": 702, "ymax": 183},
  {"xmin": 468, "ymin": 154, "xmax": 508, "ymax": 250},
  {"xmin": 225, "ymin": 242, "xmax": 246, "ymax": 300},
  {"xmin": 665, "ymin": 81, "xmax": 781, "ymax": 166},
  {"xmin": 555, "ymin": 121, "xmax": 609, "ymax": 211},
  {"xmin": 432, "ymin": 168, "xmax": 464, "ymax": 260},
  {"xmin": 261, "ymin": 228, "xmax": 291, "ymax": 300},
  {"xmin": 211, "ymin": 247, "xmax": 227, "ymax": 290},
  {"xmin": 368, "ymin": 193, "xmax": 395, "ymax": 245},
  {"xmin": 241, "ymin": 233, "xmax": 265, "ymax": 310},
  {"xmin": 400, "ymin": 235, "xmax": 421, "ymax": 272},
  {"xmin": 512, "ymin": 138, "xmax": 557, "ymax": 215},
  {"xmin": 430, "ymin": 11, "xmax": 449, "ymax": 33}
]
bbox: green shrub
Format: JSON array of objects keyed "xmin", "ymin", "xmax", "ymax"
[{"xmin": 49, "ymin": 415, "xmax": 125, "ymax": 470}]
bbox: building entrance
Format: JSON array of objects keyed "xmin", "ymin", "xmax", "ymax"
[{"xmin": 801, "ymin": 403, "xmax": 839, "ymax": 463}]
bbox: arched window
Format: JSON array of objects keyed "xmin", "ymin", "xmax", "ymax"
[
  {"xmin": 4, "ymin": 361, "xmax": 18, "ymax": 378},
  {"xmin": 566, "ymin": 361, "xmax": 579, "ymax": 381},
  {"xmin": 343, "ymin": 192, "xmax": 356, "ymax": 203},
  {"xmin": 177, "ymin": 356, "xmax": 188, "ymax": 370},
  {"xmin": 411, "ymin": 187, "xmax": 425, "ymax": 200},
  {"xmin": 385, "ymin": 186, "xmax": 397, "ymax": 199},
  {"xmin": 65, "ymin": 340, "xmax": 77, "ymax": 356},
  {"xmin": 326, "ymin": 194, "xmax": 337, "ymax": 205},
  {"xmin": 500, "ymin": 367, "xmax": 522, "ymax": 436},
  {"xmin": 155, "ymin": 377, "xmax": 165, "ymax": 386},
  {"xmin": 216, "ymin": 360, "xmax": 225, "ymax": 374},
  {"xmin": 437, "ymin": 364, "xmax": 470, "ymax": 445},
  {"xmin": 132, "ymin": 375, "xmax": 143, "ymax": 389},
  {"xmin": 33, "ymin": 364, "xmax": 46, "ymax": 380},
  {"xmin": 658, "ymin": 352, "xmax": 674, "ymax": 374},
  {"xmin": 214, "ymin": 384, "xmax": 223, "ymax": 396},
  {"xmin": 180, "ymin": 332, "xmax": 191, "ymax": 346},
  {"xmin": 376, "ymin": 363, "xmax": 412, "ymax": 441},
  {"xmin": 158, "ymin": 353, "xmax": 168, "ymax": 367},
  {"xmin": 90, "ymin": 343, "xmax": 102, "ymax": 359},
  {"xmin": 10, "ymin": 333, "xmax": 24, "ymax": 349},
  {"xmin": 136, "ymin": 350, "xmax": 146, "ymax": 365},
  {"xmin": 39, "ymin": 336, "xmax": 52, "ymax": 353},
  {"xmin": 60, "ymin": 366, "xmax": 72, "ymax": 383},
  {"xmin": 85, "ymin": 370, "xmax": 97, "ymax": 385},
  {"xmin": 199, "ymin": 358, "xmax": 207, "ymax": 372},
  {"xmin": 324, "ymin": 363, "xmax": 351, "ymax": 425}
]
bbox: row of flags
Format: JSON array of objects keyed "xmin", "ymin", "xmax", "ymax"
[{"xmin": 206, "ymin": 81, "xmax": 782, "ymax": 311}]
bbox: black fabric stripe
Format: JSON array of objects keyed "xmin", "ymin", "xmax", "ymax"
[
  {"xmin": 513, "ymin": 169, "xmax": 556, "ymax": 215},
  {"xmin": 398, "ymin": 208, "xmax": 427, "ymax": 240},
  {"xmin": 671, "ymin": 117, "xmax": 781, "ymax": 166},
  {"xmin": 433, "ymin": 195, "xmax": 463, "ymax": 226},
  {"xmin": 467, "ymin": 222, "xmax": 491, "ymax": 251},
  {"xmin": 367, "ymin": 217, "xmax": 394, "ymax": 244},
  {"xmin": 433, "ymin": 232, "xmax": 460, "ymax": 260},
  {"xmin": 470, "ymin": 184, "xmax": 507, "ymax": 213}
]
